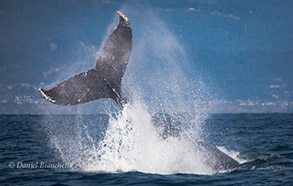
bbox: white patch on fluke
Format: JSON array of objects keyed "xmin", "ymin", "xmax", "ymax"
[
  {"xmin": 39, "ymin": 88, "xmax": 56, "ymax": 103},
  {"xmin": 117, "ymin": 11, "xmax": 129, "ymax": 22}
]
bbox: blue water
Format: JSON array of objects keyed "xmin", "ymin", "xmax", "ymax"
[{"xmin": 1, "ymin": 114, "xmax": 293, "ymax": 185}]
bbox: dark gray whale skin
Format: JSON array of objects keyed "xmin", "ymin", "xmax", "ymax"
[
  {"xmin": 39, "ymin": 11, "xmax": 131, "ymax": 107},
  {"xmin": 39, "ymin": 11, "xmax": 239, "ymax": 171}
]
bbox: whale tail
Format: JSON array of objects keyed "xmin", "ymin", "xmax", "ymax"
[{"xmin": 39, "ymin": 11, "xmax": 132, "ymax": 108}]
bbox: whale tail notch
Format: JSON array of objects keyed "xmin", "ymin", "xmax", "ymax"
[{"xmin": 39, "ymin": 11, "xmax": 132, "ymax": 108}]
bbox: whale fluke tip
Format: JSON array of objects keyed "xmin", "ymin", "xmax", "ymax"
[
  {"xmin": 39, "ymin": 88, "xmax": 46, "ymax": 98},
  {"xmin": 39, "ymin": 88, "xmax": 56, "ymax": 103},
  {"xmin": 117, "ymin": 11, "xmax": 129, "ymax": 22}
]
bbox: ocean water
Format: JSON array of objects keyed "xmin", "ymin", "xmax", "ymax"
[{"xmin": 1, "ymin": 112, "xmax": 292, "ymax": 185}]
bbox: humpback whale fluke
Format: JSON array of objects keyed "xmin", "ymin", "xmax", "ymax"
[{"xmin": 39, "ymin": 11, "xmax": 132, "ymax": 107}]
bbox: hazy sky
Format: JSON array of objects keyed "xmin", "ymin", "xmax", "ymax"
[{"xmin": 0, "ymin": 0, "xmax": 293, "ymax": 113}]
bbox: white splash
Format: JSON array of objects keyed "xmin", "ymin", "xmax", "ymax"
[{"xmin": 69, "ymin": 101, "xmax": 213, "ymax": 175}]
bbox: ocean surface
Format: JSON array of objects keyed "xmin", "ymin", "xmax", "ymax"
[{"xmin": 0, "ymin": 113, "xmax": 292, "ymax": 185}]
